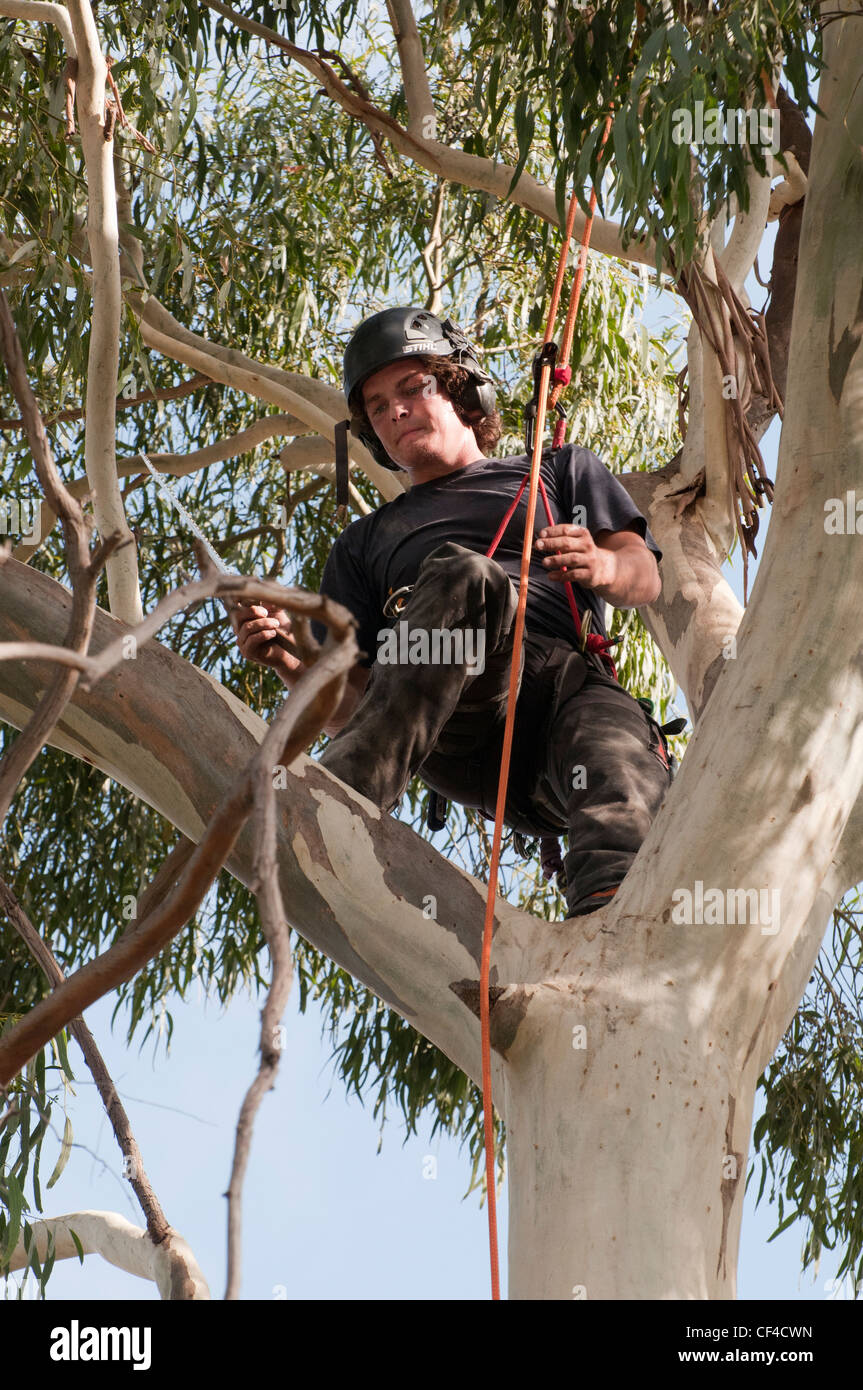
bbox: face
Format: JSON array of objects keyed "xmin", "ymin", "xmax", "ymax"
[{"xmin": 360, "ymin": 358, "xmax": 479, "ymax": 476}]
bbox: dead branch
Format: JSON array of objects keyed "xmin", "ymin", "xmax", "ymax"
[
  {"xmin": 0, "ymin": 572, "xmax": 354, "ymax": 689},
  {"xmin": 0, "ymin": 373, "xmax": 213, "ymax": 430},
  {"xmin": 224, "ymin": 765, "xmax": 293, "ymax": 1299},
  {"xmin": 0, "ymin": 289, "xmax": 122, "ymax": 822},
  {"xmin": 0, "ymin": 874, "xmax": 171, "ymax": 1242},
  {"xmin": 0, "ymin": 598, "xmax": 357, "ymax": 1083}
]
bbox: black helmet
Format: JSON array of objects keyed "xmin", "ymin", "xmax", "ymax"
[{"xmin": 342, "ymin": 307, "xmax": 496, "ymax": 470}]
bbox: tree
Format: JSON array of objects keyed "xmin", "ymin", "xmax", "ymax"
[{"xmin": 0, "ymin": 0, "xmax": 861, "ymax": 1300}]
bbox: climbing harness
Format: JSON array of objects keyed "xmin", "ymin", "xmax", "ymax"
[{"xmin": 382, "ymin": 584, "xmax": 414, "ymax": 618}]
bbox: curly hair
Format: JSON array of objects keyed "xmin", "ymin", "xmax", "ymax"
[{"xmin": 349, "ymin": 355, "xmax": 502, "ymax": 459}]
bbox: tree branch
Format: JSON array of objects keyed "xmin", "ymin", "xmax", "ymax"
[
  {"xmin": 0, "ymin": 569, "xmax": 354, "ymax": 687},
  {"xmin": 0, "ymin": 0, "xmax": 77, "ymax": 55},
  {"xmin": 0, "ymin": 582, "xmax": 356, "ymax": 1083},
  {"xmin": 0, "ymin": 372, "xmax": 213, "ymax": 431},
  {"xmin": 6, "ymin": 1210, "xmax": 209, "ymax": 1299},
  {"xmin": 745, "ymin": 86, "xmax": 814, "ymax": 436},
  {"xmin": 0, "ymin": 289, "xmax": 121, "ymax": 822},
  {"xmin": 421, "ymin": 178, "xmax": 446, "ymax": 316},
  {"xmin": 202, "ymin": 0, "xmax": 655, "ymax": 268},
  {"xmin": 0, "ymin": 558, "xmax": 516, "ymax": 1101},
  {"xmin": 14, "ymin": 415, "xmax": 308, "ymax": 562},
  {"xmin": 385, "ymin": 0, "xmax": 436, "ymax": 138},
  {"xmin": 224, "ymin": 767, "xmax": 293, "ymax": 1299},
  {"xmin": 130, "ymin": 291, "xmax": 405, "ymax": 502},
  {"xmin": 65, "ymin": 0, "xmax": 142, "ymax": 623},
  {"xmin": 278, "ymin": 439, "xmax": 375, "ymax": 515},
  {"xmin": 717, "ymin": 148, "xmax": 772, "ymax": 298}
]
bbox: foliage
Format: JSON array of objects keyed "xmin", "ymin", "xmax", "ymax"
[
  {"xmin": 752, "ymin": 891, "xmax": 863, "ymax": 1290},
  {"xmin": 0, "ymin": 1026, "xmax": 76, "ymax": 1298}
]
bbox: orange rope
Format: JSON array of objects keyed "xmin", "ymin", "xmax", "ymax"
[
  {"xmin": 550, "ymin": 114, "xmax": 614, "ymax": 441},
  {"xmin": 478, "ymin": 133, "xmax": 611, "ymax": 1297}
]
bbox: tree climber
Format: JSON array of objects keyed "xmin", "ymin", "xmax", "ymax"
[{"xmin": 233, "ymin": 308, "xmax": 674, "ymax": 916}]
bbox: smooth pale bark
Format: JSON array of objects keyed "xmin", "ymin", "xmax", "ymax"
[
  {"xmin": 7, "ymin": 1210, "xmax": 209, "ymax": 1299},
  {"xmin": 624, "ymin": 464, "xmax": 744, "ymax": 722},
  {"xmin": 132, "ymin": 295, "xmax": 404, "ymax": 503},
  {"xmin": 64, "ymin": 0, "xmax": 142, "ymax": 623},
  {"xmin": 0, "ymin": 1, "xmax": 75, "ymax": 52},
  {"xmin": 503, "ymin": 17, "xmax": 863, "ymax": 1297}
]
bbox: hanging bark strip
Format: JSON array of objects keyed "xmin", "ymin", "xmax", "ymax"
[{"xmin": 675, "ymin": 256, "xmax": 781, "ymax": 589}]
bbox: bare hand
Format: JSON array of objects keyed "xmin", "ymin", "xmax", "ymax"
[
  {"xmin": 534, "ymin": 525, "xmax": 616, "ymax": 589},
  {"xmin": 232, "ymin": 602, "xmax": 302, "ymax": 676}
]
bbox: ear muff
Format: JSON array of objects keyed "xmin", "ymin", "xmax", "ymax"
[{"xmin": 461, "ymin": 377, "xmax": 497, "ymax": 419}]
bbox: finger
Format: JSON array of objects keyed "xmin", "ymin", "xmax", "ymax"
[
  {"xmin": 241, "ymin": 620, "xmax": 282, "ymax": 646},
  {"xmin": 234, "ymin": 603, "xmax": 270, "ymax": 624},
  {"xmin": 541, "ymin": 544, "xmax": 580, "ymax": 561},
  {"xmin": 536, "ymin": 533, "xmax": 589, "ymax": 554},
  {"xmin": 538, "ymin": 524, "xmax": 586, "ymax": 541},
  {"xmin": 241, "ymin": 629, "xmax": 280, "ymax": 661}
]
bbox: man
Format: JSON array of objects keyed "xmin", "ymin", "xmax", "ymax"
[{"xmin": 234, "ymin": 307, "xmax": 673, "ymax": 916}]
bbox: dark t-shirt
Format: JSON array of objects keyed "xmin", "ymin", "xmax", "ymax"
[{"xmin": 311, "ymin": 444, "xmax": 661, "ymax": 665}]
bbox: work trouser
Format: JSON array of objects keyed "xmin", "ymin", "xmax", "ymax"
[{"xmin": 318, "ymin": 542, "xmax": 673, "ymax": 915}]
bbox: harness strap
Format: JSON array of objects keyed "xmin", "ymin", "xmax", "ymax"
[{"xmin": 333, "ymin": 419, "xmax": 349, "ymax": 524}]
